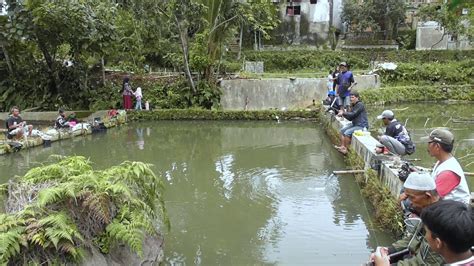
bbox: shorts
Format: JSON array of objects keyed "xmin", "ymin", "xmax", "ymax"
[
  {"xmin": 340, "ymin": 123, "xmax": 364, "ymax": 137},
  {"xmin": 8, "ymin": 126, "xmax": 30, "ymax": 136},
  {"xmin": 338, "ymin": 95, "xmax": 350, "ymax": 107}
]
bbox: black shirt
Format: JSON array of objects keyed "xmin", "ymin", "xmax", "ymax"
[
  {"xmin": 385, "ymin": 120, "xmax": 404, "ymax": 138},
  {"xmin": 342, "ymin": 101, "xmax": 369, "ymax": 128},
  {"xmin": 6, "ymin": 115, "xmax": 23, "ymax": 133}
]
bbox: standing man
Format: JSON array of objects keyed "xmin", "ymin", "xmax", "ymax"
[
  {"xmin": 335, "ymin": 62, "xmax": 356, "ymax": 111},
  {"xmin": 6, "ymin": 106, "xmax": 32, "ymax": 139},
  {"xmin": 376, "ymin": 110, "xmax": 415, "ymax": 156},
  {"xmin": 426, "ymin": 129, "xmax": 471, "ymax": 205},
  {"xmin": 335, "ymin": 91, "xmax": 368, "ymax": 155}
]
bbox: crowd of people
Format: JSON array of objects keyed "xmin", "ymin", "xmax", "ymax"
[{"xmin": 322, "ymin": 62, "xmax": 473, "ymax": 265}]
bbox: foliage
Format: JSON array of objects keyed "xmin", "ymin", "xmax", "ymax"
[
  {"xmin": 342, "ymin": 0, "xmax": 406, "ymax": 39},
  {"xmin": 0, "ymin": 0, "xmax": 117, "ymax": 110},
  {"xmin": 418, "ymin": 1, "xmax": 473, "ymax": 43},
  {"xmin": 396, "ymin": 30, "xmax": 416, "ymax": 50},
  {"xmin": 240, "ymin": 50, "xmax": 474, "ymax": 72},
  {"xmin": 0, "ymin": 156, "xmax": 167, "ymax": 265},
  {"xmin": 360, "ymin": 85, "xmax": 474, "ymax": 104},
  {"xmin": 128, "ymin": 108, "xmax": 319, "ymax": 121},
  {"xmin": 378, "ymin": 61, "xmax": 473, "ymax": 85}
]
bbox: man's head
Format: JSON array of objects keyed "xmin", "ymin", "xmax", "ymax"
[
  {"xmin": 377, "ymin": 110, "xmax": 395, "ymax": 125},
  {"xmin": 10, "ymin": 106, "xmax": 20, "ymax": 117},
  {"xmin": 421, "ymin": 200, "xmax": 474, "ymax": 256},
  {"xmin": 403, "ymin": 172, "xmax": 439, "ymax": 212},
  {"xmin": 427, "ymin": 129, "xmax": 454, "ymax": 157},
  {"xmin": 339, "ymin": 62, "xmax": 348, "ymax": 72},
  {"xmin": 349, "ymin": 90, "xmax": 360, "ymax": 104}
]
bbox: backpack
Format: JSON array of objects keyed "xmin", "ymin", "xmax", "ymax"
[{"xmin": 404, "ymin": 140, "xmax": 416, "ymax": 155}]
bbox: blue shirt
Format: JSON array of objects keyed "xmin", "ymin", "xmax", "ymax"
[{"xmin": 337, "ymin": 71, "xmax": 355, "ymax": 97}]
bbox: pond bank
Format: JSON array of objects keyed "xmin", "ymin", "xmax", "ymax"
[
  {"xmin": 321, "ymin": 107, "xmax": 474, "ymax": 232},
  {"xmin": 0, "ymin": 111, "xmax": 127, "ymax": 155}
]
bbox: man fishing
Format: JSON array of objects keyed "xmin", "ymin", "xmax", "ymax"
[{"xmin": 371, "ymin": 172, "xmax": 444, "ymax": 265}]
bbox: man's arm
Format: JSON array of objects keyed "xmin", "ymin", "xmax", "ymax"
[
  {"xmin": 435, "ymin": 170, "xmax": 460, "ymax": 198},
  {"xmin": 342, "ymin": 102, "xmax": 364, "ymax": 120},
  {"xmin": 347, "ymin": 74, "xmax": 356, "ymax": 91}
]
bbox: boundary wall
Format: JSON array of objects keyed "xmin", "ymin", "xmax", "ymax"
[{"xmin": 220, "ymin": 75, "xmax": 380, "ymax": 110}]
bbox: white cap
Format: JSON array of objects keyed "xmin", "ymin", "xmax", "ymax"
[
  {"xmin": 403, "ymin": 172, "xmax": 436, "ymax": 191},
  {"xmin": 377, "ymin": 110, "xmax": 394, "ymax": 120}
]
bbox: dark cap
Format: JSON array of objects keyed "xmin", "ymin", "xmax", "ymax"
[
  {"xmin": 428, "ymin": 129, "xmax": 454, "ymax": 145},
  {"xmin": 58, "ymin": 108, "xmax": 65, "ymax": 114},
  {"xmin": 339, "ymin": 62, "xmax": 348, "ymax": 67},
  {"xmin": 349, "ymin": 90, "xmax": 360, "ymax": 98}
]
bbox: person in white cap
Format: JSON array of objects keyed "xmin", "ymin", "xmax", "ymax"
[
  {"xmin": 372, "ymin": 172, "xmax": 444, "ymax": 266},
  {"xmin": 427, "ymin": 129, "xmax": 471, "ymax": 205},
  {"xmin": 376, "ymin": 110, "xmax": 415, "ymax": 156}
]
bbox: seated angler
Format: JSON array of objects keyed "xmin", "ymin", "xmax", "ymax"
[
  {"xmin": 375, "ymin": 110, "xmax": 415, "ymax": 156},
  {"xmin": 371, "ymin": 172, "xmax": 444, "ymax": 266},
  {"xmin": 6, "ymin": 106, "xmax": 33, "ymax": 139},
  {"xmin": 335, "ymin": 91, "xmax": 369, "ymax": 155},
  {"xmin": 55, "ymin": 108, "xmax": 70, "ymax": 129}
]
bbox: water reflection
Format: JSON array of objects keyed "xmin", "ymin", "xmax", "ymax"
[{"xmin": 136, "ymin": 128, "xmax": 145, "ymax": 150}]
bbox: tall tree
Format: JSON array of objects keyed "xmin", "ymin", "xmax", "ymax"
[
  {"xmin": 342, "ymin": 0, "xmax": 406, "ymax": 39},
  {"xmin": 418, "ymin": 0, "xmax": 473, "ymax": 48}
]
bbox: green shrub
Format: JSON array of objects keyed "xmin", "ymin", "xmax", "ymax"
[
  {"xmin": 360, "ymin": 85, "xmax": 474, "ymax": 104},
  {"xmin": 238, "ymin": 50, "xmax": 474, "ymax": 72},
  {"xmin": 128, "ymin": 108, "xmax": 320, "ymax": 121},
  {"xmin": 378, "ymin": 61, "xmax": 473, "ymax": 85},
  {"xmin": 0, "ymin": 156, "xmax": 167, "ymax": 265}
]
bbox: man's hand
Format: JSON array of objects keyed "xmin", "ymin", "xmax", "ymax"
[
  {"xmin": 398, "ymin": 192, "xmax": 408, "ymax": 203},
  {"xmin": 337, "ymin": 110, "xmax": 343, "ymax": 117},
  {"xmin": 370, "ymin": 247, "xmax": 389, "ymax": 266}
]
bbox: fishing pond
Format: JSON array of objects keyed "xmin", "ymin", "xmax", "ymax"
[{"xmin": 0, "ymin": 102, "xmax": 472, "ymax": 264}]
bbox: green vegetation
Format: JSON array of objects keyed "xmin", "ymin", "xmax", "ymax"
[
  {"xmin": 0, "ymin": 0, "xmax": 279, "ymax": 111},
  {"xmin": 128, "ymin": 109, "xmax": 319, "ymax": 121},
  {"xmin": 0, "ymin": 156, "xmax": 167, "ymax": 265},
  {"xmin": 378, "ymin": 61, "xmax": 473, "ymax": 86},
  {"xmin": 360, "ymin": 85, "xmax": 474, "ymax": 104},
  {"xmin": 241, "ymin": 50, "xmax": 473, "ymax": 72}
]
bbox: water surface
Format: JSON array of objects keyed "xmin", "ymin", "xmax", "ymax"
[
  {"xmin": 0, "ymin": 121, "xmax": 394, "ymax": 265},
  {"xmin": 368, "ymin": 102, "xmax": 474, "ymax": 187}
]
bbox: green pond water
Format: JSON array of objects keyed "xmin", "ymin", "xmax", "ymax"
[
  {"xmin": 0, "ymin": 120, "xmax": 394, "ymax": 265},
  {"xmin": 0, "ymin": 102, "xmax": 472, "ymax": 265}
]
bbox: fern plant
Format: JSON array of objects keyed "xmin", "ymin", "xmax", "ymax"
[{"xmin": 0, "ymin": 156, "xmax": 168, "ymax": 265}]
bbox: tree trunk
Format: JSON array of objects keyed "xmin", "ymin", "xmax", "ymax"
[
  {"xmin": 0, "ymin": 43, "xmax": 15, "ymax": 75},
  {"xmin": 329, "ymin": 0, "xmax": 333, "ymax": 29},
  {"xmin": 36, "ymin": 35, "xmax": 59, "ymax": 95},
  {"xmin": 101, "ymin": 56, "xmax": 106, "ymax": 86},
  {"xmin": 253, "ymin": 30, "xmax": 258, "ymax": 50},
  {"xmin": 175, "ymin": 16, "xmax": 196, "ymax": 93},
  {"xmin": 237, "ymin": 23, "xmax": 243, "ymax": 60}
]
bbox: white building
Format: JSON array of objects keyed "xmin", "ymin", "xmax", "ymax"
[{"xmin": 270, "ymin": 0, "xmax": 343, "ymax": 46}]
